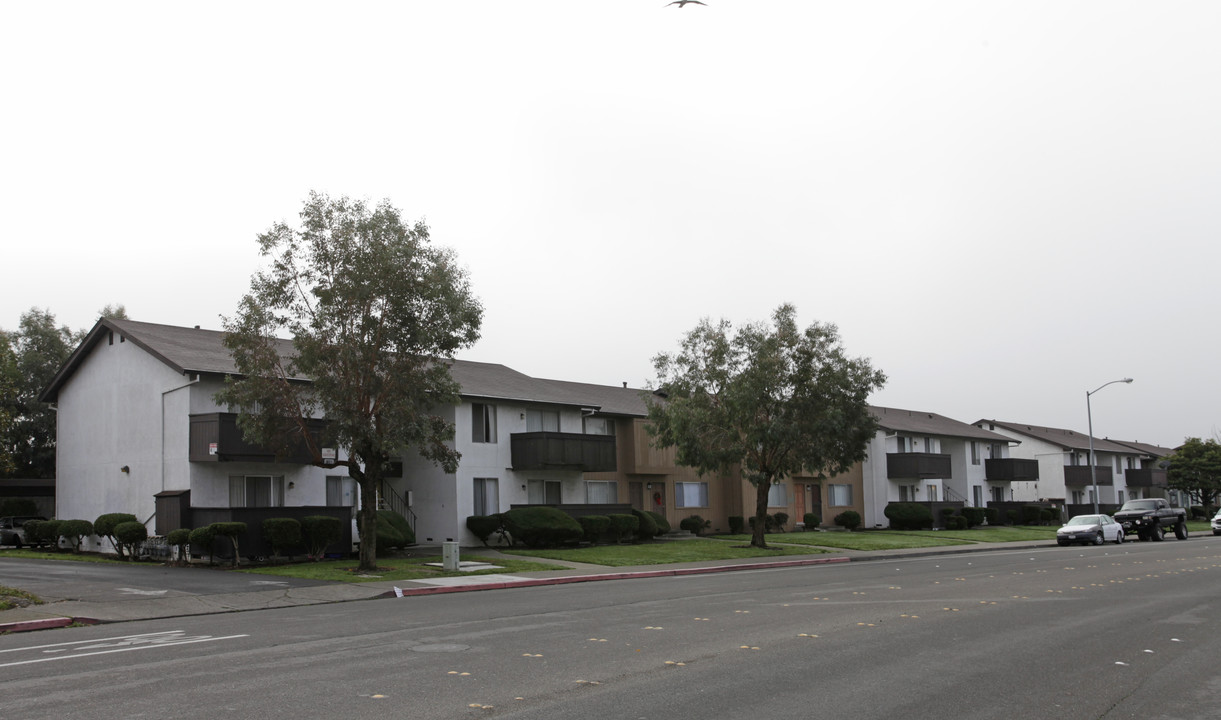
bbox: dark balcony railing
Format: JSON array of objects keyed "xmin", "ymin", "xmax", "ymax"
[
  {"xmin": 510, "ymin": 432, "xmax": 617, "ymax": 472},
  {"xmin": 1123, "ymin": 468, "xmax": 1168, "ymax": 488},
  {"xmin": 189, "ymin": 413, "xmax": 329, "ymax": 464},
  {"xmin": 1064, "ymin": 465, "xmax": 1113, "ymax": 487},
  {"xmin": 984, "ymin": 458, "xmax": 1040, "ymax": 482},
  {"xmin": 887, "ymin": 452, "xmax": 952, "ymax": 480}
]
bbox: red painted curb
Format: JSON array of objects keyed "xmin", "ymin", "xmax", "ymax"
[
  {"xmin": 0, "ymin": 617, "xmax": 75, "ymax": 633},
  {"xmin": 388, "ymin": 555, "xmax": 850, "ymax": 598}
]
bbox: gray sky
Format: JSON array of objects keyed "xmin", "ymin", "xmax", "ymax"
[{"xmin": 3, "ymin": 1, "xmax": 1218, "ymax": 448}]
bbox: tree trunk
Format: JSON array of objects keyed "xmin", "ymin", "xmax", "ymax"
[
  {"xmin": 352, "ymin": 458, "xmax": 381, "ymax": 572},
  {"xmin": 751, "ymin": 477, "xmax": 771, "ymax": 548}
]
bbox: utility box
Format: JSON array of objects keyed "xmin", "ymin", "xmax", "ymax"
[{"xmin": 442, "ymin": 541, "xmax": 460, "ymax": 572}]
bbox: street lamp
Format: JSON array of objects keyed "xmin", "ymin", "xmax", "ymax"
[{"xmin": 1087, "ymin": 378, "xmax": 1134, "ymax": 514}]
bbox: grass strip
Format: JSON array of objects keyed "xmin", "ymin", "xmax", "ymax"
[{"xmin": 500, "ymin": 538, "xmax": 829, "ymax": 567}]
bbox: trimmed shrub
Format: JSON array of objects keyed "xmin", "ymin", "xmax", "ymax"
[
  {"xmin": 1039, "ymin": 508, "xmax": 1057, "ymax": 524},
  {"xmin": 1005, "ymin": 509, "xmax": 1021, "ymax": 525},
  {"xmin": 728, "ymin": 516, "xmax": 745, "ymax": 534},
  {"xmin": 803, "ymin": 512, "xmax": 821, "ymax": 530},
  {"xmin": 984, "ymin": 507, "xmax": 999, "ymax": 525},
  {"xmin": 606, "ymin": 513, "xmax": 640, "ymax": 544},
  {"xmin": 113, "ymin": 521, "xmax": 148, "ymax": 559},
  {"xmin": 679, "ymin": 515, "xmax": 710, "ymax": 536},
  {"xmin": 0, "ymin": 498, "xmax": 38, "ymax": 516},
  {"xmin": 940, "ymin": 508, "xmax": 956, "ymax": 519},
  {"xmin": 376, "ymin": 510, "xmax": 416, "ymax": 555},
  {"xmin": 834, "ymin": 510, "xmax": 862, "ymax": 531},
  {"xmin": 961, "ymin": 507, "xmax": 985, "ymax": 528},
  {"xmin": 466, "ymin": 515, "xmax": 504, "ymax": 547},
  {"xmin": 262, "ymin": 518, "xmax": 302, "ymax": 559},
  {"xmin": 211, "ymin": 522, "xmax": 247, "ymax": 566},
  {"xmin": 58, "ymin": 519, "xmax": 94, "ymax": 553},
  {"xmin": 946, "ymin": 515, "xmax": 969, "ymax": 530},
  {"xmin": 577, "ymin": 515, "xmax": 611, "ymax": 543},
  {"xmin": 647, "ymin": 511, "xmax": 671, "ymax": 534},
  {"xmin": 503, "ymin": 506, "xmax": 583, "ymax": 548},
  {"xmin": 95, "ymin": 513, "xmax": 139, "ymax": 558},
  {"xmin": 20, "ymin": 519, "xmax": 46, "ymax": 548},
  {"xmin": 167, "ymin": 528, "xmax": 192, "ymax": 564},
  {"xmin": 301, "ymin": 515, "xmax": 344, "ymax": 559},
  {"xmin": 1190, "ymin": 505, "xmax": 1209, "ymax": 520},
  {"xmin": 38, "ymin": 519, "xmax": 64, "ymax": 549},
  {"xmin": 631, "ymin": 509, "xmax": 658, "ymax": 541},
  {"xmin": 885, "ymin": 503, "xmax": 934, "ymax": 531},
  {"xmin": 189, "ymin": 525, "xmax": 218, "ymax": 563},
  {"xmin": 1021, "ymin": 505, "xmax": 1043, "ymax": 525},
  {"xmin": 772, "ymin": 512, "xmax": 790, "ymax": 532}
]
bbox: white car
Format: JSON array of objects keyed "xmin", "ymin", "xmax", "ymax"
[
  {"xmin": 1211, "ymin": 509, "xmax": 1221, "ymax": 537},
  {"xmin": 1056, "ymin": 514, "xmax": 1124, "ymax": 546}
]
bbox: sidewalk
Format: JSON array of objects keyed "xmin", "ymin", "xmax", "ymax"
[{"xmin": 0, "ymin": 538, "xmax": 1061, "ymax": 634}]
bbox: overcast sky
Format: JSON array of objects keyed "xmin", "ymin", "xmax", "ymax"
[{"xmin": 3, "ymin": 1, "xmax": 1218, "ymax": 448}]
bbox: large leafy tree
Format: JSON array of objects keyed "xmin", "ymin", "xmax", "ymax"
[
  {"xmin": 216, "ymin": 192, "xmax": 483, "ymax": 571},
  {"xmin": 647, "ymin": 304, "xmax": 886, "ymax": 548},
  {"xmin": 0, "ymin": 332, "xmax": 18, "ymax": 476},
  {"xmin": 1165, "ymin": 437, "xmax": 1221, "ymax": 508},
  {"xmin": 1, "ymin": 309, "xmax": 77, "ymax": 479}
]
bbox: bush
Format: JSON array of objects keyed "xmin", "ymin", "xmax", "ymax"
[
  {"xmin": 679, "ymin": 515, "xmax": 710, "ymax": 535},
  {"xmin": 946, "ymin": 515, "xmax": 969, "ymax": 530},
  {"xmin": 210, "ymin": 522, "xmax": 247, "ymax": 566},
  {"xmin": 961, "ymin": 507, "xmax": 985, "ymax": 528},
  {"xmin": 606, "ymin": 513, "xmax": 639, "ymax": 544},
  {"xmin": 0, "ymin": 498, "xmax": 38, "ymax": 516},
  {"xmin": 1021, "ymin": 505, "xmax": 1043, "ymax": 525},
  {"xmin": 772, "ymin": 512, "xmax": 790, "ymax": 532},
  {"xmin": 749, "ymin": 514, "xmax": 781, "ymax": 532},
  {"xmin": 577, "ymin": 515, "xmax": 611, "ymax": 543},
  {"xmin": 984, "ymin": 507, "xmax": 999, "ymax": 525},
  {"xmin": 631, "ymin": 509, "xmax": 659, "ymax": 541},
  {"xmin": 466, "ymin": 515, "xmax": 504, "ymax": 547},
  {"xmin": 301, "ymin": 515, "xmax": 344, "ymax": 559},
  {"xmin": 189, "ymin": 525, "xmax": 218, "ymax": 563},
  {"xmin": 95, "ymin": 513, "xmax": 139, "ymax": 558},
  {"xmin": 113, "ymin": 521, "xmax": 148, "ymax": 559},
  {"xmin": 1190, "ymin": 505, "xmax": 1209, "ymax": 520},
  {"xmin": 803, "ymin": 512, "xmax": 821, "ymax": 530},
  {"xmin": 20, "ymin": 519, "xmax": 47, "ymax": 547},
  {"xmin": 37, "ymin": 519, "xmax": 64, "ymax": 548},
  {"xmin": 1039, "ymin": 508, "xmax": 1057, "ymax": 524},
  {"xmin": 58, "ymin": 519, "xmax": 94, "ymax": 552},
  {"xmin": 727, "ymin": 516, "xmax": 744, "ymax": 534},
  {"xmin": 885, "ymin": 503, "xmax": 933, "ymax": 531},
  {"xmin": 647, "ymin": 511, "xmax": 670, "ymax": 534},
  {"xmin": 834, "ymin": 510, "xmax": 862, "ymax": 531},
  {"xmin": 167, "ymin": 528, "xmax": 192, "ymax": 564},
  {"xmin": 1005, "ymin": 509, "xmax": 1021, "ymax": 525},
  {"xmin": 262, "ymin": 518, "xmax": 302, "ymax": 559},
  {"xmin": 940, "ymin": 507, "xmax": 956, "ymax": 519},
  {"xmin": 503, "ymin": 507, "xmax": 583, "ymax": 548},
  {"xmin": 376, "ymin": 510, "xmax": 416, "ymax": 555}
]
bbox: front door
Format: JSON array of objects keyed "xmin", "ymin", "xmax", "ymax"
[{"xmin": 650, "ymin": 484, "xmax": 666, "ymax": 514}]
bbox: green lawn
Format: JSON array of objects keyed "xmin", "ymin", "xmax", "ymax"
[
  {"xmin": 880, "ymin": 526, "xmax": 1058, "ymax": 542},
  {"xmin": 234, "ymin": 554, "xmax": 567, "ymax": 583},
  {"xmin": 500, "ymin": 538, "xmax": 830, "ymax": 567},
  {"xmin": 0, "ymin": 548, "xmax": 134, "ymax": 564},
  {"xmin": 716, "ymin": 532, "xmax": 970, "ymax": 551}
]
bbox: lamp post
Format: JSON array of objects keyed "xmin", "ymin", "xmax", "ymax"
[{"xmin": 1087, "ymin": 378, "xmax": 1133, "ymax": 514}]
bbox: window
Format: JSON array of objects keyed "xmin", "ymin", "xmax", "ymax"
[
  {"xmin": 970, "ymin": 442, "xmax": 980, "ymax": 465},
  {"xmin": 229, "ymin": 475, "xmax": 284, "ymax": 508},
  {"xmin": 1114, "ymin": 457, "xmax": 1122, "ymax": 474},
  {"xmin": 828, "ymin": 484, "xmax": 853, "ymax": 507},
  {"xmin": 586, "ymin": 481, "xmax": 617, "ymax": 504},
  {"xmin": 1117, "ymin": 491, "xmax": 1125, "ymax": 503},
  {"xmin": 473, "ymin": 478, "xmax": 499, "ymax": 515},
  {"xmin": 527, "ymin": 479, "xmax": 561, "ymax": 504},
  {"xmin": 928, "ymin": 484, "xmax": 938, "ymax": 501},
  {"xmin": 583, "ymin": 417, "xmax": 615, "ymax": 436},
  {"xmin": 899, "ymin": 484, "xmax": 914, "ymax": 502},
  {"xmin": 526, "ymin": 409, "xmax": 560, "ymax": 432},
  {"xmin": 924, "ymin": 437, "xmax": 936, "ymax": 453},
  {"xmin": 767, "ymin": 483, "xmax": 787, "ymax": 507},
  {"xmin": 472, "ymin": 403, "xmax": 497, "ymax": 443},
  {"xmin": 896, "ymin": 437, "xmax": 910, "ymax": 453},
  {"xmin": 326, "ymin": 476, "xmax": 355, "ymax": 507},
  {"xmin": 991, "ymin": 486, "xmax": 1005, "ymax": 503},
  {"xmin": 675, "ymin": 482, "xmax": 708, "ymax": 508},
  {"xmin": 989, "ymin": 443, "xmax": 1001, "ymax": 458},
  {"xmin": 972, "ymin": 486, "xmax": 983, "ymax": 507},
  {"xmin": 1127, "ymin": 457, "xmax": 1136, "ymax": 469}
]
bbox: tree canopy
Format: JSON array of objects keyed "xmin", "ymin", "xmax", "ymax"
[
  {"xmin": 216, "ymin": 192, "xmax": 483, "ymax": 571},
  {"xmin": 1, "ymin": 309, "xmax": 79, "ymax": 479},
  {"xmin": 1165, "ymin": 437, "xmax": 1221, "ymax": 508},
  {"xmin": 646, "ymin": 304, "xmax": 886, "ymax": 548}
]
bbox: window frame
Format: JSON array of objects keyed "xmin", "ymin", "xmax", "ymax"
[
  {"xmin": 675, "ymin": 481, "xmax": 709, "ymax": 509},
  {"xmin": 472, "ymin": 403, "xmax": 497, "ymax": 443}
]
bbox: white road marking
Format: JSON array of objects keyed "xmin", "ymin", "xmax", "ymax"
[
  {"xmin": 0, "ymin": 630, "xmax": 249, "ymax": 668},
  {"xmin": 115, "ymin": 588, "xmax": 169, "ymax": 595}
]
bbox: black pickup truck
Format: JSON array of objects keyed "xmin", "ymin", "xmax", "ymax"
[{"xmin": 1112, "ymin": 499, "xmax": 1188, "ymax": 541}]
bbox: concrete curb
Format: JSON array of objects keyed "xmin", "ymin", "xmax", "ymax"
[
  {"xmin": 386, "ymin": 555, "xmax": 851, "ymax": 597},
  {"xmin": 0, "ymin": 616, "xmax": 77, "ymax": 633}
]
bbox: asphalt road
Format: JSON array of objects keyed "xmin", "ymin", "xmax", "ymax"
[{"xmin": 3, "ymin": 539, "xmax": 1220, "ymax": 719}]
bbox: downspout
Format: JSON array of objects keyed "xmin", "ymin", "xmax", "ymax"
[{"xmin": 161, "ymin": 374, "xmax": 201, "ymax": 495}]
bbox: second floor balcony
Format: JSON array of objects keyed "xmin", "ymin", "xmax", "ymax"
[
  {"xmin": 887, "ymin": 452, "xmax": 952, "ymax": 480},
  {"xmin": 1124, "ymin": 468, "xmax": 1168, "ymax": 488},
  {"xmin": 985, "ymin": 458, "xmax": 1040, "ymax": 482},
  {"xmin": 189, "ymin": 413, "xmax": 329, "ymax": 464},
  {"xmin": 511, "ymin": 432, "xmax": 617, "ymax": 472},
  {"xmin": 1064, "ymin": 465, "xmax": 1113, "ymax": 487}
]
